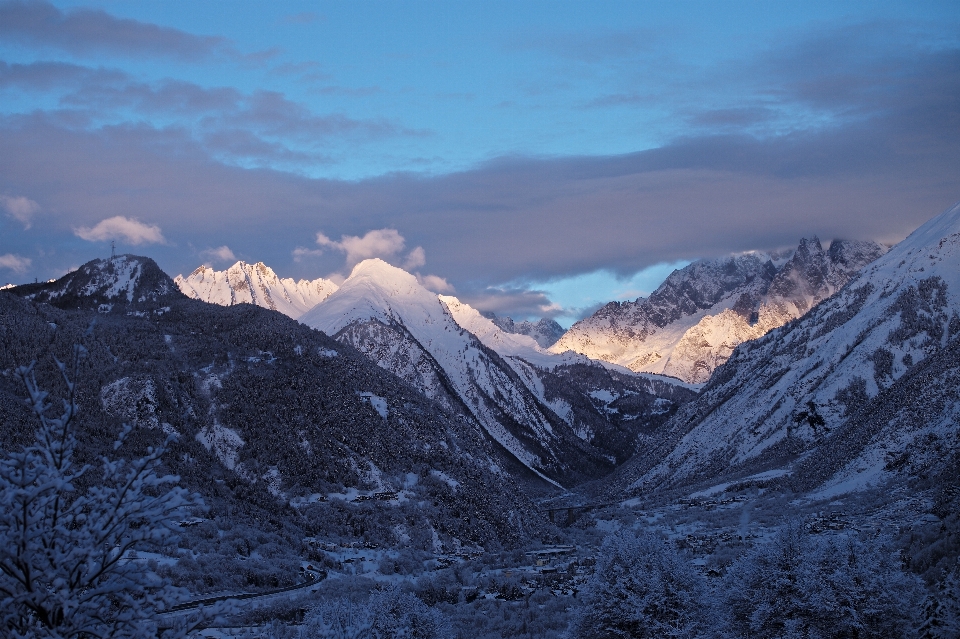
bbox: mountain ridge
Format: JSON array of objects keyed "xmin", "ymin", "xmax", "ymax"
[
  {"xmin": 607, "ymin": 202, "xmax": 960, "ymax": 497},
  {"xmin": 175, "ymin": 261, "xmax": 338, "ymax": 320},
  {"xmin": 552, "ymin": 238, "xmax": 887, "ymax": 382}
]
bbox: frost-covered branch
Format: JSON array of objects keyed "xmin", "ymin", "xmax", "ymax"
[{"xmin": 0, "ymin": 338, "xmax": 204, "ymax": 638}]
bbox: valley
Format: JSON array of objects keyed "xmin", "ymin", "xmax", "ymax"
[{"xmin": 2, "ymin": 206, "xmax": 959, "ymax": 637}]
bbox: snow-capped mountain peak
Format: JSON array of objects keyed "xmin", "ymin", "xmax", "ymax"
[
  {"xmin": 175, "ymin": 260, "xmax": 338, "ymax": 319},
  {"xmin": 300, "ymin": 259, "xmax": 694, "ymax": 486}
]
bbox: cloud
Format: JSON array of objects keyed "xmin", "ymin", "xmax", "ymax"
[
  {"xmin": 200, "ymin": 245, "xmax": 235, "ymax": 263},
  {"xmin": 0, "ymin": 60, "xmax": 128, "ymax": 92},
  {"xmin": 403, "ymin": 246, "xmax": 426, "ymax": 270},
  {"xmin": 0, "ymin": 23, "xmax": 957, "ymax": 317},
  {"xmin": 1, "ymin": 194, "xmax": 39, "ymax": 228},
  {"xmin": 292, "ymin": 246, "xmax": 324, "ymax": 262},
  {"xmin": 417, "ymin": 274, "xmax": 454, "ymax": 294},
  {"xmin": 460, "ymin": 285, "xmax": 562, "ymax": 319},
  {"xmin": 74, "ymin": 216, "xmax": 165, "ymax": 245},
  {"xmin": 316, "ymin": 228, "xmax": 409, "ymax": 269},
  {"xmin": 30, "ymin": 67, "xmax": 417, "ymax": 168},
  {"xmin": 0, "ymin": 0, "xmax": 228, "ymax": 61},
  {"xmin": 0, "ymin": 253, "xmax": 31, "ymax": 273}
]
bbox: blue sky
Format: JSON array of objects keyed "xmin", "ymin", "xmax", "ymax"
[{"xmin": 1, "ymin": 0, "xmax": 958, "ymax": 324}]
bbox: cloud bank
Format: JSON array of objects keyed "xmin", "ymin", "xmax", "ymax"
[{"xmin": 0, "ymin": 0, "xmax": 228, "ymax": 61}]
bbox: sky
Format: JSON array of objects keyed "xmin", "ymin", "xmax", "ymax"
[{"xmin": 0, "ymin": 0, "xmax": 958, "ymax": 325}]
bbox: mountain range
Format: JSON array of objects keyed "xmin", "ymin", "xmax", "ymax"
[
  {"xmin": 1, "ymin": 261, "xmax": 545, "ymax": 555},
  {"xmin": 4, "ymin": 201, "xmax": 960, "ymax": 632},
  {"xmin": 298, "ymin": 259, "xmax": 695, "ymax": 485},
  {"xmin": 552, "ymin": 238, "xmax": 887, "ymax": 383},
  {"xmin": 606, "ymin": 201, "xmax": 960, "ymax": 501}
]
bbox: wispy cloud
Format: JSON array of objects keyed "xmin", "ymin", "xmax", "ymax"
[
  {"xmin": 0, "ymin": 0, "xmax": 229, "ymax": 61},
  {"xmin": 1, "ymin": 194, "xmax": 39, "ymax": 229},
  {"xmin": 418, "ymin": 274, "xmax": 454, "ymax": 294},
  {"xmin": 0, "ymin": 253, "xmax": 31, "ymax": 273},
  {"xmin": 292, "ymin": 246, "xmax": 324, "ymax": 262},
  {"xmin": 200, "ymin": 245, "xmax": 235, "ymax": 264},
  {"xmin": 75, "ymin": 216, "xmax": 165, "ymax": 245},
  {"xmin": 460, "ymin": 285, "xmax": 562, "ymax": 318},
  {"xmin": 403, "ymin": 246, "xmax": 426, "ymax": 270}
]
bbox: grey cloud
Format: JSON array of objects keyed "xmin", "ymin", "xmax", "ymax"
[
  {"xmin": 458, "ymin": 286, "xmax": 559, "ymax": 319},
  {"xmin": 0, "ymin": 0, "xmax": 228, "ymax": 61},
  {"xmin": 201, "ymin": 128, "xmax": 325, "ymax": 165},
  {"xmin": 0, "ymin": 29, "xmax": 956, "ymax": 317},
  {"xmin": 0, "ymin": 60, "xmax": 126, "ymax": 91},
  {"xmin": 1, "ymin": 64, "xmax": 421, "ymax": 167},
  {"xmin": 61, "ymin": 77, "xmax": 242, "ymax": 114},
  {"xmin": 232, "ymin": 90, "xmax": 406, "ymax": 139},
  {"xmin": 56, "ymin": 72, "xmax": 419, "ymax": 142}
]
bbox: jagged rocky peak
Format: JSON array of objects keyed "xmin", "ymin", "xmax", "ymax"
[
  {"xmin": 552, "ymin": 236, "xmax": 887, "ymax": 383},
  {"xmin": 175, "ymin": 259, "xmax": 338, "ymax": 320},
  {"xmin": 642, "ymin": 253, "xmax": 779, "ymax": 328},
  {"xmin": 7, "ymin": 255, "xmax": 179, "ymax": 310},
  {"xmin": 483, "ymin": 312, "xmax": 565, "ymax": 348}
]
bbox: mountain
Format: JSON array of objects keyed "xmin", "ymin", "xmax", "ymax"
[
  {"xmin": 1, "ymin": 256, "xmax": 544, "ymax": 558},
  {"xmin": 11, "ymin": 255, "xmax": 179, "ymax": 311},
  {"xmin": 609, "ymin": 202, "xmax": 960, "ymax": 496},
  {"xmin": 299, "ymin": 259, "xmax": 697, "ymax": 485},
  {"xmin": 441, "ymin": 295, "xmax": 699, "ymax": 464},
  {"xmin": 484, "ymin": 314, "xmax": 565, "ymax": 348},
  {"xmin": 175, "ymin": 261, "xmax": 338, "ymax": 319},
  {"xmin": 299, "ymin": 259, "xmax": 607, "ymax": 486},
  {"xmin": 552, "ymin": 238, "xmax": 887, "ymax": 383}
]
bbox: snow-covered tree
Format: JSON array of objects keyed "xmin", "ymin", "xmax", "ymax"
[
  {"xmin": 299, "ymin": 597, "xmax": 374, "ymax": 639},
  {"xmin": 299, "ymin": 586, "xmax": 450, "ymax": 639},
  {"xmin": 721, "ymin": 522, "xmax": 924, "ymax": 638},
  {"xmin": 920, "ymin": 559, "xmax": 960, "ymax": 639},
  {"xmin": 0, "ymin": 343, "xmax": 198, "ymax": 638},
  {"xmin": 569, "ymin": 528, "xmax": 707, "ymax": 639}
]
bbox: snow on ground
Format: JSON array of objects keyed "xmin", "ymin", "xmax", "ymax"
[{"xmin": 358, "ymin": 392, "xmax": 388, "ymax": 418}]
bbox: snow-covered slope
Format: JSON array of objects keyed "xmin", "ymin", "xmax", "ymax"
[
  {"xmin": 299, "ymin": 259, "xmax": 613, "ymax": 486},
  {"xmin": 175, "ymin": 261, "xmax": 338, "ymax": 319},
  {"xmin": 613, "ymin": 202, "xmax": 960, "ymax": 495},
  {"xmin": 552, "ymin": 239, "xmax": 886, "ymax": 383}
]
